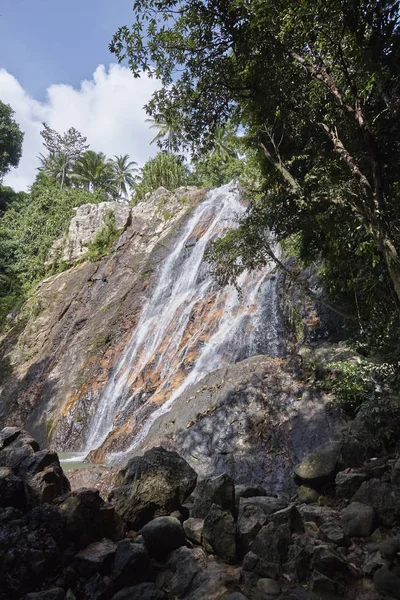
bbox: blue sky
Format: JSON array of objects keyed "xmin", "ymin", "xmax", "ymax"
[
  {"xmin": 0, "ymin": 0, "xmax": 160, "ymax": 190},
  {"xmin": 0, "ymin": 0, "xmax": 134, "ymax": 98}
]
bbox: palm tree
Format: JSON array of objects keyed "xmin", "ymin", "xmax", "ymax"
[
  {"xmin": 111, "ymin": 155, "xmax": 138, "ymax": 199},
  {"xmin": 146, "ymin": 116, "xmax": 180, "ymax": 153},
  {"xmin": 72, "ymin": 151, "xmax": 116, "ymax": 195},
  {"xmin": 210, "ymin": 126, "xmax": 239, "ymax": 162},
  {"xmin": 38, "ymin": 151, "xmax": 73, "ymax": 189}
]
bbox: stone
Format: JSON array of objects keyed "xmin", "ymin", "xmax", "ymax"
[
  {"xmin": 250, "ymin": 521, "xmax": 292, "ymax": 577},
  {"xmin": 257, "ymin": 578, "xmax": 281, "ymax": 596},
  {"xmin": 312, "ymin": 544, "xmax": 350, "ymax": 576},
  {"xmin": 362, "ymin": 551, "xmax": 385, "ymax": 577},
  {"xmin": 341, "ymin": 502, "xmax": 375, "ymax": 537},
  {"xmin": 74, "ymin": 538, "xmax": 117, "ymax": 576},
  {"xmin": 191, "ymin": 473, "xmax": 235, "ymax": 518},
  {"xmin": 140, "ymin": 516, "xmax": 185, "ymax": 559},
  {"xmin": 379, "ymin": 536, "xmax": 400, "ymax": 560},
  {"xmin": 299, "ymin": 504, "xmax": 339, "ymax": 526},
  {"xmin": 283, "ymin": 539, "xmax": 313, "ymax": 583},
  {"xmin": 203, "ymin": 504, "xmax": 236, "ymax": 563},
  {"xmin": 335, "ymin": 470, "xmax": 368, "ymax": 498},
  {"xmin": 183, "ymin": 517, "xmax": 204, "ymax": 545},
  {"xmin": 84, "ymin": 573, "xmax": 111, "ymax": 600},
  {"xmin": 0, "ymin": 467, "xmax": 26, "ymax": 510},
  {"xmin": 353, "ymin": 479, "xmax": 400, "ymax": 527},
  {"xmin": 297, "ymin": 485, "xmax": 319, "ymax": 504},
  {"xmin": 318, "ymin": 522, "xmax": 350, "ymax": 547},
  {"xmin": 373, "ymin": 567, "xmax": 400, "ymax": 599},
  {"xmin": 112, "ymin": 539, "xmax": 149, "ymax": 586},
  {"xmin": 223, "ymin": 594, "xmax": 249, "ymax": 600},
  {"xmin": 109, "ymin": 447, "xmax": 197, "ymax": 529},
  {"xmin": 237, "ymin": 502, "xmax": 267, "ymax": 555},
  {"xmin": 56, "ymin": 488, "xmax": 124, "ymax": 549},
  {"xmin": 294, "ymin": 441, "xmax": 341, "ymax": 484},
  {"xmin": 311, "ymin": 570, "xmax": 340, "ymax": 595},
  {"xmin": 238, "ymin": 495, "xmax": 288, "ymax": 518},
  {"xmin": 391, "ymin": 458, "xmax": 400, "ymax": 486},
  {"xmin": 243, "ymin": 551, "xmax": 280, "ymax": 580},
  {"xmin": 235, "ymin": 484, "xmax": 267, "ymax": 502},
  {"xmin": 25, "ymin": 590, "xmax": 65, "ymax": 600},
  {"xmin": 270, "ymin": 504, "xmax": 304, "ymax": 534},
  {"xmin": 111, "ymin": 582, "xmax": 166, "ymax": 600}
]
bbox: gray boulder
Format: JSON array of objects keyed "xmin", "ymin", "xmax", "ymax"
[
  {"xmin": 353, "ymin": 479, "xmax": 400, "ymax": 527},
  {"xmin": 335, "ymin": 469, "xmax": 368, "ymax": 498},
  {"xmin": 373, "ymin": 567, "xmax": 400, "ymax": 599},
  {"xmin": 294, "ymin": 441, "xmax": 341, "ymax": 484},
  {"xmin": 111, "ymin": 582, "xmax": 166, "ymax": 600},
  {"xmin": 341, "ymin": 502, "xmax": 375, "ymax": 537},
  {"xmin": 141, "ymin": 516, "xmax": 185, "ymax": 559},
  {"xmin": 25, "ymin": 590, "xmax": 65, "ymax": 600},
  {"xmin": 74, "ymin": 538, "xmax": 117, "ymax": 576},
  {"xmin": 299, "ymin": 504, "xmax": 339, "ymax": 526},
  {"xmin": 191, "ymin": 473, "xmax": 235, "ymax": 518},
  {"xmin": 297, "ymin": 485, "xmax": 319, "ymax": 504},
  {"xmin": 109, "ymin": 447, "xmax": 197, "ymax": 529},
  {"xmin": 112, "ymin": 539, "xmax": 149, "ymax": 587},
  {"xmin": 237, "ymin": 502, "xmax": 267, "ymax": 555},
  {"xmin": 318, "ymin": 522, "xmax": 350, "ymax": 547},
  {"xmin": 183, "ymin": 517, "xmax": 204, "ymax": 545},
  {"xmin": 257, "ymin": 578, "xmax": 281, "ymax": 596},
  {"xmin": 203, "ymin": 504, "xmax": 236, "ymax": 563},
  {"xmin": 249, "ymin": 521, "xmax": 292, "ymax": 578}
]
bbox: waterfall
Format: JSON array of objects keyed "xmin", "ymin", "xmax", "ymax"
[{"xmin": 84, "ymin": 182, "xmax": 279, "ymax": 461}]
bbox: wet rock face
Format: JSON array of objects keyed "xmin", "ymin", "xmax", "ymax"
[
  {"xmin": 0, "ymin": 187, "xmax": 205, "ymax": 449},
  {"xmin": 137, "ymin": 355, "xmax": 342, "ymax": 493}
]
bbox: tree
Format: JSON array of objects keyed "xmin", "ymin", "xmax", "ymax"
[
  {"xmin": 40, "ymin": 124, "xmax": 89, "ymax": 188},
  {"xmin": 0, "ymin": 101, "xmax": 24, "ymax": 181},
  {"xmin": 38, "ymin": 151, "xmax": 73, "ymax": 189},
  {"xmin": 133, "ymin": 152, "xmax": 189, "ymax": 201},
  {"xmin": 111, "ymin": 1, "xmax": 400, "ymax": 348},
  {"xmin": 111, "ymin": 154, "xmax": 138, "ymax": 199},
  {"xmin": 72, "ymin": 151, "xmax": 116, "ymax": 196},
  {"xmin": 146, "ymin": 114, "xmax": 181, "ymax": 152}
]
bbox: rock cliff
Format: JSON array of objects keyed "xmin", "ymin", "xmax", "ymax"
[{"xmin": 0, "ymin": 186, "xmax": 206, "ymax": 450}]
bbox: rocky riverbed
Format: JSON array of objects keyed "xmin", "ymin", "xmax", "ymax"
[{"xmin": 2, "ymin": 426, "xmax": 400, "ymax": 599}]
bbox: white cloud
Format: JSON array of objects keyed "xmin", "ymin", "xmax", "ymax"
[{"xmin": 0, "ymin": 64, "xmax": 161, "ymax": 191}]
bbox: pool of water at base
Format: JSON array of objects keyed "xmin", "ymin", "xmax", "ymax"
[{"xmin": 58, "ymin": 452, "xmax": 93, "ymax": 471}]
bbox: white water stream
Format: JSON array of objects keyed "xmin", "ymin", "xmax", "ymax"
[{"xmin": 84, "ymin": 182, "xmax": 279, "ymax": 462}]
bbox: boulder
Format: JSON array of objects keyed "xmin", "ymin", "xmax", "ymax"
[
  {"xmin": 0, "ymin": 467, "xmax": 26, "ymax": 510},
  {"xmin": 191, "ymin": 473, "xmax": 235, "ymax": 518},
  {"xmin": 109, "ymin": 447, "xmax": 197, "ymax": 529},
  {"xmin": 141, "ymin": 516, "xmax": 185, "ymax": 559},
  {"xmin": 335, "ymin": 469, "xmax": 368, "ymax": 498},
  {"xmin": 311, "ymin": 570, "xmax": 341, "ymax": 595},
  {"xmin": 362, "ymin": 551, "xmax": 385, "ymax": 577},
  {"xmin": 56, "ymin": 488, "xmax": 124, "ymax": 548},
  {"xmin": 235, "ymin": 484, "xmax": 267, "ymax": 503},
  {"xmin": 283, "ymin": 539, "xmax": 313, "ymax": 583},
  {"xmin": 112, "ymin": 539, "xmax": 149, "ymax": 587},
  {"xmin": 249, "ymin": 521, "xmax": 292, "ymax": 578},
  {"xmin": 111, "ymin": 582, "xmax": 166, "ymax": 600},
  {"xmin": 294, "ymin": 441, "xmax": 341, "ymax": 484},
  {"xmin": 183, "ymin": 517, "xmax": 204, "ymax": 545},
  {"xmin": 238, "ymin": 495, "xmax": 288, "ymax": 519},
  {"xmin": 203, "ymin": 504, "xmax": 237, "ymax": 563},
  {"xmin": 373, "ymin": 567, "xmax": 400, "ymax": 599},
  {"xmin": 223, "ymin": 594, "xmax": 249, "ymax": 600},
  {"xmin": 297, "ymin": 485, "xmax": 319, "ymax": 504},
  {"xmin": 318, "ymin": 521, "xmax": 350, "ymax": 547},
  {"xmin": 25, "ymin": 590, "xmax": 65, "ymax": 600},
  {"xmin": 379, "ymin": 536, "xmax": 400, "ymax": 560},
  {"xmin": 237, "ymin": 502, "xmax": 267, "ymax": 555},
  {"xmin": 257, "ymin": 578, "xmax": 281, "ymax": 596},
  {"xmin": 391, "ymin": 458, "xmax": 400, "ymax": 486},
  {"xmin": 299, "ymin": 504, "xmax": 339, "ymax": 526},
  {"xmin": 270, "ymin": 504, "xmax": 304, "ymax": 534},
  {"xmin": 74, "ymin": 538, "xmax": 117, "ymax": 576},
  {"xmin": 353, "ymin": 479, "xmax": 400, "ymax": 527},
  {"xmin": 341, "ymin": 502, "xmax": 375, "ymax": 537},
  {"xmin": 312, "ymin": 544, "xmax": 350, "ymax": 576}
]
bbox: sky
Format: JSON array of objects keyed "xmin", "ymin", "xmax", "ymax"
[{"xmin": 0, "ymin": 0, "xmax": 160, "ymax": 190}]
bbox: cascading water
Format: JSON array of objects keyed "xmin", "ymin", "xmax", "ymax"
[{"xmin": 84, "ymin": 182, "xmax": 280, "ymax": 463}]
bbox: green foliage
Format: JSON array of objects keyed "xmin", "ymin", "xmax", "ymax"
[
  {"xmin": 133, "ymin": 152, "xmax": 190, "ymax": 201},
  {"xmin": 319, "ymin": 360, "xmax": 375, "ymax": 415},
  {"xmin": 0, "ymin": 175, "xmax": 105, "ymax": 326},
  {"xmin": 86, "ymin": 211, "xmax": 121, "ymax": 262},
  {"xmin": 113, "ymin": 0, "xmax": 400, "ymax": 360},
  {"xmin": 0, "ymin": 101, "xmax": 23, "ymax": 180}
]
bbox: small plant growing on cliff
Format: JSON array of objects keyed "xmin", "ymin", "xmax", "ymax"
[{"xmin": 87, "ymin": 212, "xmax": 120, "ymax": 262}]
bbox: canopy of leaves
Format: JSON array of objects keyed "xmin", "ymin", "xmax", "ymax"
[
  {"xmin": 133, "ymin": 152, "xmax": 190, "ymax": 201},
  {"xmin": 0, "ymin": 101, "xmax": 24, "ymax": 181},
  {"xmin": 112, "ymin": 0, "xmax": 400, "ymax": 359}
]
